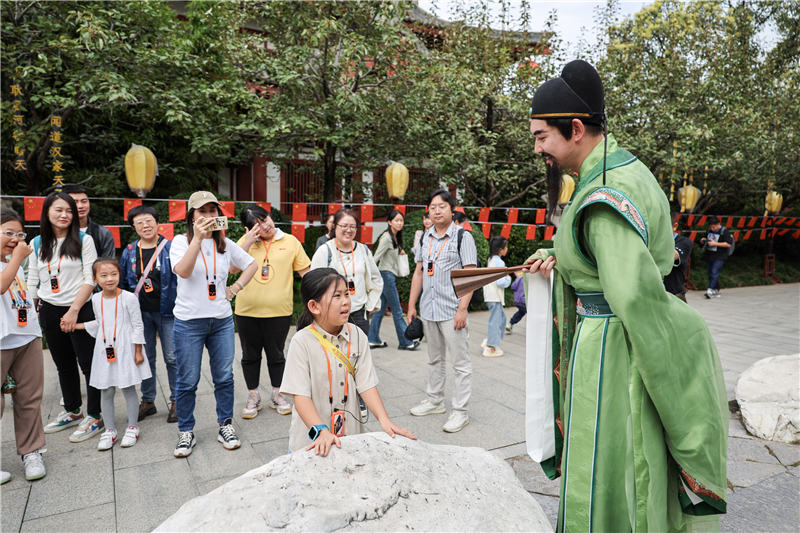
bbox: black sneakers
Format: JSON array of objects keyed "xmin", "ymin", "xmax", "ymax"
[
  {"xmin": 173, "ymin": 431, "xmax": 196, "ymax": 458},
  {"xmin": 217, "ymin": 418, "xmax": 241, "ymax": 450}
]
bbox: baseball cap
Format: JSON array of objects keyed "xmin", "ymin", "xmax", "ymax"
[{"xmin": 187, "ymin": 191, "xmax": 222, "ymax": 211}]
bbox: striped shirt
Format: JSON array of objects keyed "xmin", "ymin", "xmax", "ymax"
[{"xmin": 414, "ymin": 222, "xmax": 477, "ymax": 321}]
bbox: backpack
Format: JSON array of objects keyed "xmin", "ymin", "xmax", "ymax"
[
  {"xmin": 723, "ymin": 227, "xmax": 735, "ymax": 257},
  {"xmin": 327, "ymin": 240, "xmax": 360, "ymax": 266}
]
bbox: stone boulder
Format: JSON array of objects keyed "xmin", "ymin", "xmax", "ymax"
[
  {"xmin": 156, "ymin": 432, "xmax": 552, "ymax": 532},
  {"xmin": 735, "ymin": 354, "xmax": 799, "ymax": 443}
]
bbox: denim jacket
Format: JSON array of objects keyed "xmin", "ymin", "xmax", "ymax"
[{"xmin": 118, "ymin": 235, "xmax": 177, "ymax": 318}]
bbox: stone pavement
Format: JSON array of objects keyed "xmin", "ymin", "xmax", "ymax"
[{"xmin": 1, "ymin": 283, "xmax": 798, "ymax": 532}]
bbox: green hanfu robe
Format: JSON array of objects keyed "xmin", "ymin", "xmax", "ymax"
[{"xmin": 533, "ymin": 135, "xmax": 728, "ymax": 532}]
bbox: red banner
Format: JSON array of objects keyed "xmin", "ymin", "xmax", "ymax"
[
  {"xmin": 478, "ymin": 207, "xmax": 490, "ymax": 222},
  {"xmin": 732, "ymin": 230, "xmax": 740, "ymax": 242},
  {"xmin": 743, "ymin": 230, "xmax": 752, "ymax": 240},
  {"xmin": 482, "ymin": 223, "xmax": 491, "ymax": 239},
  {"xmin": 105, "ymin": 226, "xmax": 121, "ymax": 248},
  {"xmin": 686, "ymin": 214, "xmax": 695, "ymax": 227},
  {"xmin": 725, "ymin": 216, "xmax": 733, "ymax": 227},
  {"xmin": 219, "ymin": 201, "xmax": 235, "ymax": 218},
  {"xmin": 328, "ymin": 203, "xmax": 342, "ymax": 215},
  {"xmin": 688, "ymin": 231, "xmax": 697, "ymax": 242},
  {"xmin": 463, "ymin": 221, "xmax": 473, "ymax": 232},
  {"xmin": 759, "ymin": 229, "xmax": 767, "ymax": 240},
  {"xmin": 507, "ymin": 208, "xmax": 519, "ymax": 224},
  {"xmin": 526, "ymin": 225, "xmax": 537, "ymax": 240},
  {"xmin": 535, "ymin": 209, "xmax": 546, "ymax": 224},
  {"xmin": 24, "ymin": 196, "xmax": 45, "ymax": 221},
  {"xmin": 500, "ymin": 224, "xmax": 511, "ymax": 238},
  {"xmin": 737, "ymin": 216, "xmax": 746, "ymax": 228},
  {"xmin": 544, "ymin": 226, "xmax": 555, "ymax": 240},
  {"xmin": 291, "ymin": 223, "xmax": 305, "ymax": 242},
  {"xmin": 360, "ymin": 224, "xmax": 373, "ymax": 243},
  {"xmin": 793, "ymin": 230, "xmax": 800, "ymax": 239},
  {"xmin": 697, "ymin": 215, "xmax": 707, "ymax": 227},
  {"xmin": 123, "ymin": 199, "xmax": 142, "ymax": 221},
  {"xmin": 292, "ymin": 203, "xmax": 307, "ymax": 222},
  {"xmin": 778, "ymin": 229, "xmax": 789, "ymax": 236},
  {"xmin": 393, "ymin": 204, "xmax": 406, "ymax": 215},
  {"xmin": 169, "ymin": 200, "xmax": 186, "ymax": 222},
  {"xmin": 257, "ymin": 202, "xmax": 271, "ymax": 213},
  {"xmin": 748, "ymin": 216, "xmax": 757, "ymax": 227},
  {"xmin": 157, "ymin": 223, "xmax": 174, "ymax": 240},
  {"xmin": 360, "ymin": 204, "xmax": 373, "ymax": 223}
]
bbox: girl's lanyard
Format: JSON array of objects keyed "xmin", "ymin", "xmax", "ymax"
[
  {"xmin": 47, "ymin": 255, "xmax": 64, "ymax": 293},
  {"xmin": 336, "ymin": 243, "xmax": 357, "ymax": 295},
  {"xmin": 426, "ymin": 233, "xmax": 450, "ymax": 276},
  {"xmin": 101, "ymin": 290, "xmax": 120, "ymax": 362},
  {"xmin": 138, "ymin": 243, "xmax": 157, "ymax": 293},
  {"xmin": 10, "ymin": 276, "xmax": 31, "ymax": 327},
  {"xmin": 199, "ymin": 242, "xmax": 217, "ymax": 300},
  {"xmin": 311, "ymin": 324, "xmax": 351, "ymax": 408},
  {"xmin": 260, "ymin": 239, "xmax": 274, "ymax": 280}
]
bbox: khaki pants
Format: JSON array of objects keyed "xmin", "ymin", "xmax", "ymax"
[
  {"xmin": 422, "ymin": 319, "xmax": 471, "ymax": 412},
  {"xmin": 1, "ymin": 339, "xmax": 46, "ymax": 456}
]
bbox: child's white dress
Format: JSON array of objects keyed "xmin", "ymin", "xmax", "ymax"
[{"xmin": 85, "ymin": 290, "xmax": 150, "ymax": 390}]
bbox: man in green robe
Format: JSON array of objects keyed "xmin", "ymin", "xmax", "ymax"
[{"xmin": 524, "ymin": 60, "xmax": 728, "ymax": 532}]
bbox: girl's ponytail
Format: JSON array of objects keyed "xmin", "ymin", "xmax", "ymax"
[{"xmin": 297, "ymin": 268, "xmax": 347, "ymax": 331}]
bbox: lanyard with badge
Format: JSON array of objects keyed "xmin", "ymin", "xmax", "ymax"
[
  {"xmin": 47, "ymin": 255, "xmax": 64, "ymax": 293},
  {"xmin": 336, "ymin": 245, "xmax": 357, "ymax": 295},
  {"xmin": 138, "ymin": 242, "xmax": 157, "ymax": 293},
  {"xmin": 427, "ymin": 234, "xmax": 450, "ymax": 276},
  {"xmin": 10, "ymin": 276, "xmax": 31, "ymax": 326},
  {"xmin": 260, "ymin": 239, "xmax": 274, "ymax": 281},
  {"xmin": 199, "ymin": 242, "xmax": 217, "ymax": 300},
  {"xmin": 101, "ymin": 289, "xmax": 119, "ymax": 362},
  {"xmin": 308, "ymin": 324, "xmax": 355, "ymax": 436}
]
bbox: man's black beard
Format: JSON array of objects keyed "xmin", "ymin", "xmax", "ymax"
[{"xmin": 544, "ymin": 156, "xmax": 562, "ymax": 225}]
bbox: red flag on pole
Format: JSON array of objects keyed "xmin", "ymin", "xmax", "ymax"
[
  {"xmin": 360, "ymin": 204, "xmax": 373, "ymax": 223},
  {"xmin": 737, "ymin": 216, "xmax": 746, "ymax": 228},
  {"xmin": 526, "ymin": 225, "xmax": 537, "ymax": 240},
  {"xmin": 219, "ymin": 201, "xmax": 235, "ymax": 218},
  {"xmin": 463, "ymin": 221, "xmax": 473, "ymax": 232},
  {"xmin": 697, "ymin": 215, "xmax": 708, "ymax": 227},
  {"xmin": 169, "ymin": 200, "xmax": 186, "ymax": 222},
  {"xmin": 732, "ymin": 230, "xmax": 740, "ymax": 242},
  {"xmin": 747, "ymin": 216, "xmax": 757, "ymax": 227},
  {"xmin": 759, "ymin": 229, "xmax": 767, "ymax": 240},
  {"xmin": 393, "ymin": 204, "xmax": 406, "ymax": 215},
  {"xmin": 507, "ymin": 208, "xmax": 519, "ymax": 224},
  {"xmin": 292, "ymin": 203, "xmax": 307, "ymax": 222},
  {"xmin": 535, "ymin": 209, "xmax": 546, "ymax": 224},
  {"xmin": 686, "ymin": 214, "xmax": 695, "ymax": 227},
  {"xmin": 778, "ymin": 229, "xmax": 790, "ymax": 236},
  {"xmin": 725, "ymin": 216, "xmax": 733, "ymax": 227},
  {"xmin": 360, "ymin": 224, "xmax": 373, "ymax": 243},
  {"xmin": 478, "ymin": 208, "xmax": 490, "ymax": 223},
  {"xmin": 157, "ymin": 223, "xmax": 174, "ymax": 240},
  {"xmin": 544, "ymin": 226, "xmax": 555, "ymax": 240},
  {"xmin": 500, "ymin": 224, "xmax": 511, "ymax": 238},
  {"xmin": 105, "ymin": 226, "xmax": 121, "ymax": 248},
  {"xmin": 257, "ymin": 202, "xmax": 271, "ymax": 213},
  {"xmin": 24, "ymin": 196, "xmax": 45, "ymax": 221},
  {"xmin": 291, "ymin": 223, "xmax": 305, "ymax": 242},
  {"xmin": 124, "ymin": 199, "xmax": 142, "ymax": 221},
  {"xmin": 328, "ymin": 203, "xmax": 342, "ymax": 215},
  {"xmin": 482, "ymin": 223, "xmax": 491, "ymax": 239},
  {"xmin": 743, "ymin": 230, "xmax": 753, "ymax": 240},
  {"xmin": 688, "ymin": 231, "xmax": 697, "ymax": 242}
]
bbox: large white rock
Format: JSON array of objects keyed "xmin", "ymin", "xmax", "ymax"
[
  {"xmin": 156, "ymin": 432, "xmax": 552, "ymax": 532},
  {"xmin": 735, "ymin": 354, "xmax": 800, "ymax": 443}
]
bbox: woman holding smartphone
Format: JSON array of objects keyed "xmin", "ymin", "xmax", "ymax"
[
  {"xmin": 169, "ymin": 191, "xmax": 257, "ymax": 458},
  {"xmin": 28, "ymin": 192, "xmax": 102, "ymax": 442}
]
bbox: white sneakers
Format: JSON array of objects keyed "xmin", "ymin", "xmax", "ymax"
[
  {"xmin": 0, "ymin": 470, "xmax": 10, "ymax": 484},
  {"xmin": 269, "ymin": 390, "xmax": 292, "ymax": 416},
  {"xmin": 97, "ymin": 429, "xmax": 118, "ymax": 451},
  {"xmin": 409, "ymin": 399, "xmax": 446, "ymax": 416},
  {"xmin": 482, "ymin": 346, "xmax": 504, "ymax": 357},
  {"xmin": 442, "ymin": 411, "xmax": 470, "ymax": 433},
  {"xmin": 43, "ymin": 410, "xmax": 83, "ymax": 433},
  {"xmin": 121, "ymin": 426, "xmax": 139, "ymax": 447},
  {"xmin": 69, "ymin": 415, "xmax": 104, "ymax": 442},
  {"xmin": 242, "ymin": 391, "xmax": 263, "ymax": 419},
  {"xmin": 22, "ymin": 451, "xmax": 46, "ymax": 480}
]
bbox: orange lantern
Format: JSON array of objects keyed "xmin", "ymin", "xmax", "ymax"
[
  {"xmin": 385, "ymin": 162, "xmax": 409, "ymax": 200},
  {"xmin": 125, "ymin": 144, "xmax": 158, "ymax": 198}
]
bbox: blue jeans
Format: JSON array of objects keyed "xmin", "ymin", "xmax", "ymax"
[
  {"xmin": 509, "ymin": 303, "xmax": 527, "ymax": 325},
  {"xmin": 174, "ymin": 316, "xmax": 235, "ymax": 431},
  {"xmin": 706, "ymin": 259, "xmax": 725, "ymax": 290},
  {"xmin": 368, "ymin": 271, "xmax": 412, "ymax": 348},
  {"xmin": 140, "ymin": 311, "xmax": 176, "ymax": 403},
  {"xmin": 486, "ymin": 302, "xmax": 506, "ymax": 348}
]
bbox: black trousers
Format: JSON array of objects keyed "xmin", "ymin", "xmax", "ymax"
[
  {"xmin": 236, "ymin": 315, "xmax": 291, "ymax": 390},
  {"xmin": 348, "ymin": 308, "xmax": 369, "ymax": 335},
  {"xmin": 39, "ymin": 300, "xmax": 101, "ymax": 415}
]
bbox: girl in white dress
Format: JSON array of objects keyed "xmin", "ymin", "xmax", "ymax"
[{"xmin": 76, "ymin": 258, "xmax": 149, "ymax": 450}]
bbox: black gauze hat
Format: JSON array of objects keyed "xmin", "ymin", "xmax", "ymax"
[{"xmin": 529, "ymin": 59, "xmax": 605, "ymax": 125}]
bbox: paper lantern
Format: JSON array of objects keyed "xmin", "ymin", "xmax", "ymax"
[
  {"xmin": 764, "ymin": 190, "xmax": 783, "ymax": 216},
  {"xmin": 385, "ymin": 162, "xmax": 409, "ymax": 200},
  {"xmin": 124, "ymin": 144, "xmax": 158, "ymax": 198},
  {"xmin": 558, "ymin": 174, "xmax": 575, "ymax": 204},
  {"xmin": 678, "ymin": 184, "xmax": 701, "ymax": 213}
]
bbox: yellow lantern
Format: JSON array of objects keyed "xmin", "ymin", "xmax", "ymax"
[
  {"xmin": 559, "ymin": 173, "xmax": 575, "ymax": 204},
  {"xmin": 385, "ymin": 162, "xmax": 409, "ymax": 199},
  {"xmin": 125, "ymin": 144, "xmax": 158, "ymax": 198},
  {"xmin": 765, "ymin": 190, "xmax": 783, "ymax": 216},
  {"xmin": 678, "ymin": 184, "xmax": 701, "ymax": 213}
]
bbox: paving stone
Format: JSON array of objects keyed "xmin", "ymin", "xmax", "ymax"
[
  {"xmin": 1, "ymin": 486, "xmax": 29, "ymax": 533},
  {"xmin": 531, "ymin": 493, "xmax": 559, "ymax": 531},
  {"xmin": 20, "ymin": 502, "xmax": 115, "ymax": 533},
  {"xmin": 251, "ymin": 437, "xmax": 290, "ymax": 464},
  {"xmin": 728, "ymin": 415, "xmax": 754, "ymax": 439},
  {"xmin": 765, "ymin": 441, "xmax": 800, "ymax": 467},
  {"xmin": 506, "ymin": 454, "xmax": 561, "ymax": 497},
  {"xmin": 721, "ymin": 472, "xmax": 800, "ymax": 532},
  {"xmin": 727, "ymin": 435, "xmax": 779, "ymax": 465},
  {"xmin": 184, "ymin": 426, "xmax": 264, "ymax": 484},
  {"xmin": 112, "ymin": 419, "xmax": 182, "ymax": 470},
  {"xmin": 114, "ymin": 458, "xmax": 198, "ymax": 533}
]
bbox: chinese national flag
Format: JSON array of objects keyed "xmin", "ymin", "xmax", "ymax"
[
  {"xmin": 732, "ymin": 230, "xmax": 740, "ymax": 242},
  {"xmin": 686, "ymin": 214, "xmax": 695, "ymax": 227},
  {"xmin": 777, "ymin": 229, "xmax": 789, "ymax": 236},
  {"xmin": 747, "ymin": 216, "xmax": 757, "ymax": 227},
  {"xmin": 688, "ymin": 231, "xmax": 697, "ymax": 242},
  {"xmin": 257, "ymin": 202, "xmax": 271, "ymax": 213},
  {"xmin": 291, "ymin": 223, "xmax": 305, "ymax": 243},
  {"xmin": 737, "ymin": 216, "xmax": 746, "ymax": 228},
  {"xmin": 544, "ymin": 225, "xmax": 555, "ymax": 240},
  {"xmin": 124, "ymin": 199, "xmax": 142, "ymax": 221},
  {"xmin": 793, "ymin": 230, "xmax": 800, "ymax": 239},
  {"xmin": 759, "ymin": 229, "xmax": 767, "ymax": 240},
  {"xmin": 105, "ymin": 226, "xmax": 121, "ymax": 248},
  {"xmin": 743, "ymin": 230, "xmax": 752, "ymax": 240},
  {"xmin": 526, "ymin": 225, "xmax": 537, "ymax": 240},
  {"xmin": 360, "ymin": 224, "xmax": 373, "ymax": 243},
  {"xmin": 478, "ymin": 207, "xmax": 490, "ymax": 223},
  {"xmin": 482, "ymin": 223, "xmax": 491, "ymax": 239},
  {"xmin": 328, "ymin": 203, "xmax": 342, "ymax": 215},
  {"xmin": 219, "ymin": 201, "xmax": 235, "ymax": 218},
  {"xmin": 463, "ymin": 221, "xmax": 473, "ymax": 232},
  {"xmin": 507, "ymin": 208, "xmax": 519, "ymax": 224},
  {"xmin": 535, "ymin": 209, "xmax": 546, "ymax": 224},
  {"xmin": 24, "ymin": 196, "xmax": 45, "ymax": 221},
  {"xmin": 697, "ymin": 215, "xmax": 708, "ymax": 227},
  {"xmin": 157, "ymin": 223, "xmax": 174, "ymax": 240},
  {"xmin": 360, "ymin": 204, "xmax": 374, "ymax": 223},
  {"xmin": 725, "ymin": 216, "xmax": 733, "ymax": 227},
  {"xmin": 169, "ymin": 201, "xmax": 186, "ymax": 222},
  {"xmin": 292, "ymin": 203, "xmax": 307, "ymax": 222},
  {"xmin": 500, "ymin": 224, "xmax": 511, "ymax": 238},
  {"xmin": 393, "ymin": 204, "xmax": 406, "ymax": 215}
]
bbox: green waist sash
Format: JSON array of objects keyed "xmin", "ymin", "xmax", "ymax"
[{"xmin": 575, "ymin": 292, "xmax": 614, "ymax": 317}]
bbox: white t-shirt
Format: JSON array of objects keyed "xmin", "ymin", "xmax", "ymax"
[
  {"xmin": 169, "ymin": 235, "xmax": 254, "ymax": 321},
  {"xmin": 1, "ymin": 263, "xmax": 42, "ymax": 350},
  {"xmin": 27, "ymin": 234, "xmax": 97, "ymax": 305},
  {"xmin": 309, "ymin": 240, "xmax": 383, "ymax": 313}
]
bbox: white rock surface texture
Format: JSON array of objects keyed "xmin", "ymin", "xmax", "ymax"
[
  {"xmin": 156, "ymin": 432, "xmax": 553, "ymax": 532},
  {"xmin": 735, "ymin": 353, "xmax": 800, "ymax": 444}
]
